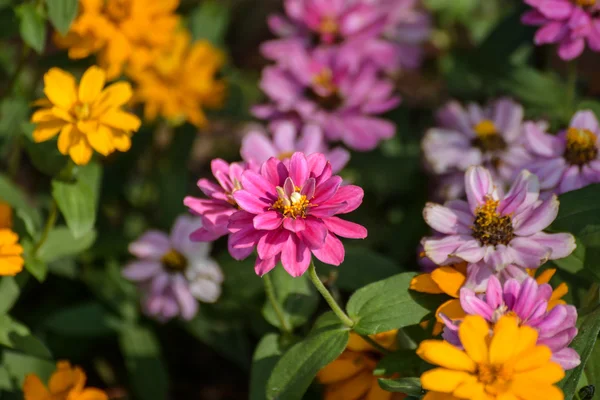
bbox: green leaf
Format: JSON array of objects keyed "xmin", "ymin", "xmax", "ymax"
[
  {"xmin": 552, "ymin": 184, "xmax": 600, "ymax": 236},
  {"xmin": 262, "ymin": 266, "xmax": 318, "ymax": 330},
  {"xmin": 189, "ymin": 0, "xmax": 230, "ymax": 46},
  {"xmin": 15, "ymin": 3, "xmax": 46, "ymax": 53},
  {"xmin": 119, "ymin": 325, "xmax": 169, "ymax": 400},
  {"xmin": 266, "ymin": 316, "xmax": 350, "ymax": 400},
  {"xmin": 44, "ymin": 302, "xmax": 119, "ymax": 336},
  {"xmin": 378, "ymin": 377, "xmax": 423, "ymax": 396},
  {"xmin": 37, "ymin": 226, "xmax": 96, "ymax": 263},
  {"xmin": 22, "ymin": 126, "xmax": 69, "ymax": 176},
  {"xmin": 52, "ymin": 162, "xmax": 102, "ymax": 238},
  {"xmin": 45, "ymin": 0, "xmax": 78, "ymax": 35},
  {"xmin": 552, "ymin": 237, "xmax": 585, "ymax": 275},
  {"xmin": 0, "ymin": 277, "xmax": 20, "ymax": 314},
  {"xmin": 0, "ymin": 98, "xmax": 28, "ymax": 137},
  {"xmin": 21, "ymin": 239, "xmax": 48, "ymax": 282},
  {"xmin": 374, "ymin": 349, "xmax": 423, "ymax": 376},
  {"xmin": 2, "ymin": 351, "xmax": 54, "ymax": 388},
  {"xmin": 559, "ymin": 305, "xmax": 600, "ymax": 399},
  {"xmin": 0, "ymin": 173, "xmax": 42, "ymax": 235},
  {"xmin": 250, "ymin": 334, "xmax": 283, "ymax": 400},
  {"xmin": 0, "ymin": 315, "xmax": 29, "ymax": 347},
  {"xmin": 346, "ymin": 272, "xmax": 440, "ymax": 335}
]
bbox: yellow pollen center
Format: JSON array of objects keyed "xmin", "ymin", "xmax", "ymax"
[
  {"xmin": 313, "ymin": 68, "xmax": 337, "ymax": 93},
  {"xmin": 73, "ymin": 103, "xmax": 91, "ymax": 120},
  {"xmin": 472, "ymin": 197, "xmax": 514, "ymax": 247},
  {"xmin": 474, "ymin": 120, "xmax": 498, "ymax": 137},
  {"xmin": 575, "ymin": 0, "xmax": 596, "ymax": 6},
  {"xmin": 472, "ymin": 120, "xmax": 507, "ymax": 153},
  {"xmin": 226, "ymin": 178, "xmax": 243, "ymax": 208},
  {"xmin": 564, "ymin": 127, "xmax": 598, "ymax": 165},
  {"xmin": 319, "ymin": 16, "xmax": 339, "ymax": 35},
  {"xmin": 477, "ymin": 363, "xmax": 514, "ymax": 388},
  {"xmin": 161, "ymin": 249, "xmax": 188, "ymax": 273},
  {"xmin": 278, "ymin": 151, "xmax": 294, "ymax": 160},
  {"xmin": 272, "ymin": 186, "xmax": 311, "ymax": 219}
]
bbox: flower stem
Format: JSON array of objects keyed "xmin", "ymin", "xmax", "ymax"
[
  {"xmin": 566, "ymin": 60, "xmax": 578, "ymax": 116},
  {"xmin": 33, "ymin": 200, "xmax": 58, "ymax": 254},
  {"xmin": 308, "ymin": 261, "xmax": 354, "ymax": 328},
  {"xmin": 263, "ymin": 272, "xmax": 293, "ymax": 334},
  {"xmin": 359, "ymin": 334, "xmax": 391, "ymax": 355}
]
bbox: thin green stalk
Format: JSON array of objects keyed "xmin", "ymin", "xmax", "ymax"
[
  {"xmin": 33, "ymin": 200, "xmax": 58, "ymax": 254},
  {"xmin": 308, "ymin": 261, "xmax": 354, "ymax": 328},
  {"xmin": 264, "ymin": 272, "xmax": 293, "ymax": 334},
  {"xmin": 359, "ymin": 334, "xmax": 391, "ymax": 355},
  {"xmin": 566, "ymin": 60, "xmax": 578, "ymax": 116}
]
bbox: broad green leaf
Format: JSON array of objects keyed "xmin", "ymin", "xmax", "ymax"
[
  {"xmin": 52, "ymin": 162, "xmax": 102, "ymax": 238},
  {"xmin": 559, "ymin": 305, "xmax": 600, "ymax": 399},
  {"xmin": 119, "ymin": 325, "xmax": 168, "ymax": 400},
  {"xmin": 326, "ymin": 247, "xmax": 401, "ymax": 290},
  {"xmin": 21, "ymin": 239, "xmax": 48, "ymax": 282},
  {"xmin": 22, "ymin": 128, "xmax": 69, "ymax": 177},
  {"xmin": 262, "ymin": 266, "xmax": 318, "ymax": 330},
  {"xmin": 45, "ymin": 0, "xmax": 78, "ymax": 35},
  {"xmin": 189, "ymin": 0, "xmax": 229, "ymax": 46},
  {"xmin": 0, "ymin": 365, "xmax": 13, "ymax": 391},
  {"xmin": 15, "ymin": 3, "xmax": 46, "ymax": 53},
  {"xmin": 37, "ymin": 226, "xmax": 96, "ymax": 263},
  {"xmin": 266, "ymin": 315, "xmax": 350, "ymax": 400},
  {"xmin": 347, "ymin": 272, "xmax": 440, "ymax": 335},
  {"xmin": 583, "ymin": 341, "xmax": 600, "ymax": 389},
  {"xmin": 374, "ymin": 349, "xmax": 423, "ymax": 376},
  {"xmin": 0, "ymin": 277, "xmax": 20, "ymax": 314},
  {"xmin": 44, "ymin": 302, "xmax": 119, "ymax": 336},
  {"xmin": 0, "ymin": 98, "xmax": 28, "ymax": 137},
  {"xmin": 378, "ymin": 377, "xmax": 423, "ymax": 396},
  {"xmin": 552, "ymin": 184, "xmax": 600, "ymax": 236},
  {"xmin": 250, "ymin": 333, "xmax": 283, "ymax": 400},
  {"xmin": 0, "ymin": 314, "xmax": 29, "ymax": 347},
  {"xmin": 0, "ymin": 173, "xmax": 41, "ymax": 235},
  {"xmin": 552, "ymin": 237, "xmax": 585, "ymax": 275},
  {"xmin": 2, "ymin": 351, "xmax": 54, "ymax": 387}
]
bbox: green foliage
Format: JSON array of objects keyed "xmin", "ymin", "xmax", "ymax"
[
  {"xmin": 250, "ymin": 333, "xmax": 283, "ymax": 400},
  {"xmin": 43, "ymin": 302, "xmax": 119, "ymax": 337},
  {"xmin": 378, "ymin": 377, "xmax": 423, "ymax": 396},
  {"xmin": 189, "ymin": 0, "xmax": 230, "ymax": 47},
  {"xmin": 0, "ymin": 277, "xmax": 20, "ymax": 314},
  {"xmin": 15, "ymin": 3, "xmax": 46, "ymax": 53},
  {"xmin": 45, "ymin": 0, "xmax": 78, "ymax": 36}
]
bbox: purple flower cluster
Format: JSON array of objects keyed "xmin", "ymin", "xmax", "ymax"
[{"xmin": 245, "ymin": 0, "xmax": 430, "ymax": 159}]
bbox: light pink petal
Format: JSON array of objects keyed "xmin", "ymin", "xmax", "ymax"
[
  {"xmin": 253, "ymin": 211, "xmax": 284, "ymax": 230},
  {"xmin": 552, "ymin": 348, "xmax": 581, "ymax": 370},
  {"xmin": 241, "ymin": 131, "xmax": 278, "ymax": 164},
  {"xmin": 129, "ymin": 231, "xmax": 170, "ymax": 260},
  {"xmin": 527, "ymin": 232, "xmax": 576, "ymax": 260},
  {"xmin": 558, "ymin": 37, "xmax": 585, "ymax": 60},
  {"xmin": 326, "ymin": 185, "xmax": 364, "ymax": 214},
  {"xmin": 122, "ymin": 261, "xmax": 162, "ymax": 281},
  {"xmin": 537, "ymin": 0, "xmax": 574, "ymax": 19},
  {"xmin": 283, "ymin": 217, "xmax": 306, "ymax": 232},
  {"xmin": 452, "ymin": 239, "xmax": 486, "ymax": 263},
  {"xmin": 570, "ymin": 110, "xmax": 600, "ymax": 132},
  {"xmin": 261, "ymin": 157, "xmax": 288, "ymax": 187},
  {"xmin": 465, "ymin": 166, "xmax": 494, "ymax": 213},
  {"xmin": 534, "ymin": 21, "xmax": 568, "ymax": 45},
  {"xmin": 523, "ymin": 121, "xmax": 564, "ymax": 157},
  {"xmin": 189, "ymin": 227, "xmax": 223, "ymax": 242},
  {"xmin": 312, "ymin": 176, "xmax": 343, "ymax": 204},
  {"xmin": 289, "ymin": 152, "xmax": 309, "ymax": 187},
  {"xmin": 422, "ymin": 235, "xmax": 473, "ymax": 265},
  {"xmin": 257, "ymin": 229, "xmax": 290, "ymax": 259},
  {"xmin": 273, "ymin": 121, "xmax": 298, "ymax": 151},
  {"xmin": 513, "ymin": 195, "xmax": 559, "ymax": 235},
  {"xmin": 312, "ymin": 233, "xmax": 345, "ymax": 266},
  {"xmin": 172, "ymin": 275, "xmax": 198, "ymax": 321},
  {"xmin": 423, "ymin": 202, "xmax": 472, "ymax": 234},
  {"xmin": 241, "ymin": 170, "xmax": 278, "ymax": 198},
  {"xmin": 498, "ymin": 170, "xmax": 540, "ymax": 216},
  {"xmin": 281, "ymin": 234, "xmax": 311, "ymax": 277},
  {"xmin": 525, "ymin": 158, "xmax": 567, "ymax": 190},
  {"xmin": 507, "ymin": 237, "xmax": 552, "ymax": 269},
  {"xmin": 322, "ymin": 216, "xmax": 367, "ymax": 239},
  {"xmin": 558, "ymin": 165, "xmax": 587, "ymax": 194},
  {"xmin": 485, "ymin": 275, "xmax": 503, "ymax": 309},
  {"xmin": 233, "ymin": 190, "xmax": 271, "ymax": 214},
  {"xmin": 255, "ymin": 256, "xmax": 278, "ymax": 276},
  {"xmin": 460, "ymin": 288, "xmax": 494, "ymax": 320}
]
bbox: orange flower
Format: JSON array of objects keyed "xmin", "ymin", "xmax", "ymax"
[
  {"xmin": 0, "ymin": 202, "xmax": 12, "ymax": 229},
  {"xmin": 23, "ymin": 360, "xmax": 107, "ymax": 400},
  {"xmin": 317, "ymin": 331, "xmax": 405, "ymax": 400},
  {"xmin": 0, "ymin": 229, "xmax": 23, "ymax": 276}
]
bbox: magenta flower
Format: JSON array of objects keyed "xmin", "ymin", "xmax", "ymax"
[
  {"xmin": 255, "ymin": 47, "xmax": 400, "ymax": 151},
  {"xmin": 422, "ymin": 166, "xmax": 576, "ymax": 272},
  {"xmin": 522, "ymin": 0, "xmax": 600, "ymax": 60},
  {"xmin": 524, "ymin": 110, "xmax": 600, "ymax": 194},
  {"xmin": 240, "ymin": 121, "xmax": 350, "ymax": 173},
  {"xmin": 442, "ymin": 275, "xmax": 580, "ymax": 370},
  {"xmin": 229, "ymin": 152, "xmax": 367, "ymax": 277},
  {"xmin": 422, "ymin": 98, "xmax": 531, "ymax": 197},
  {"xmin": 122, "ymin": 216, "xmax": 224, "ymax": 322}
]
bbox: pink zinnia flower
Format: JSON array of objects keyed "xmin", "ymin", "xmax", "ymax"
[
  {"xmin": 523, "ymin": 110, "xmax": 600, "ymax": 194},
  {"xmin": 254, "ymin": 47, "xmax": 400, "ymax": 151},
  {"xmin": 184, "ymin": 159, "xmax": 257, "ymax": 258},
  {"xmin": 442, "ymin": 275, "xmax": 580, "ymax": 370},
  {"xmin": 522, "ymin": 0, "xmax": 600, "ymax": 60},
  {"xmin": 422, "ymin": 98, "xmax": 531, "ymax": 199},
  {"xmin": 422, "ymin": 166, "xmax": 576, "ymax": 272},
  {"xmin": 230, "ymin": 152, "xmax": 367, "ymax": 277},
  {"xmin": 240, "ymin": 121, "xmax": 350, "ymax": 173},
  {"xmin": 122, "ymin": 216, "xmax": 224, "ymax": 322}
]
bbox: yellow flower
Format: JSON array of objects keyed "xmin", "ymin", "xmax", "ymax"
[
  {"xmin": 130, "ymin": 31, "xmax": 226, "ymax": 128},
  {"xmin": 23, "ymin": 360, "xmax": 107, "ymax": 400},
  {"xmin": 0, "ymin": 202, "xmax": 13, "ymax": 229},
  {"xmin": 317, "ymin": 330, "xmax": 405, "ymax": 400},
  {"xmin": 0, "ymin": 228, "xmax": 24, "ymax": 276},
  {"xmin": 55, "ymin": 0, "xmax": 180, "ymax": 79},
  {"xmin": 530, "ymin": 268, "xmax": 569, "ymax": 310},
  {"xmin": 410, "ymin": 262, "xmax": 468, "ymax": 335},
  {"xmin": 31, "ymin": 66, "xmax": 141, "ymax": 165},
  {"xmin": 417, "ymin": 315, "xmax": 565, "ymax": 400}
]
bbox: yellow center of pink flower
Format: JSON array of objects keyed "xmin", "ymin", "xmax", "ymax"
[
  {"xmin": 564, "ymin": 127, "xmax": 598, "ymax": 165},
  {"xmin": 309, "ymin": 68, "xmax": 343, "ymax": 111},
  {"xmin": 472, "ymin": 120, "xmax": 507, "ymax": 153},
  {"xmin": 161, "ymin": 249, "xmax": 187, "ymax": 273},
  {"xmin": 278, "ymin": 151, "xmax": 294, "ymax": 160},
  {"xmin": 272, "ymin": 186, "xmax": 310, "ymax": 219},
  {"xmin": 472, "ymin": 197, "xmax": 514, "ymax": 246},
  {"xmin": 226, "ymin": 178, "xmax": 243, "ymax": 208},
  {"xmin": 575, "ymin": 0, "xmax": 596, "ymax": 7},
  {"xmin": 319, "ymin": 16, "xmax": 339, "ymax": 36}
]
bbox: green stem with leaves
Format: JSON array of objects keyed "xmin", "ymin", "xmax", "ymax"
[
  {"xmin": 308, "ymin": 261, "xmax": 354, "ymax": 328},
  {"xmin": 263, "ymin": 272, "xmax": 293, "ymax": 334},
  {"xmin": 566, "ymin": 60, "xmax": 578, "ymax": 117},
  {"xmin": 33, "ymin": 200, "xmax": 58, "ymax": 254}
]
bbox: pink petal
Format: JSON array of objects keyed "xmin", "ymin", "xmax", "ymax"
[
  {"xmin": 283, "ymin": 217, "xmax": 306, "ymax": 232},
  {"xmin": 281, "ymin": 234, "xmax": 311, "ymax": 277},
  {"xmin": 129, "ymin": 231, "xmax": 170, "ymax": 260},
  {"xmin": 538, "ymin": 0, "xmax": 574, "ymax": 19},
  {"xmin": 423, "ymin": 202, "xmax": 472, "ymax": 235},
  {"xmin": 257, "ymin": 229, "xmax": 290, "ymax": 259},
  {"xmin": 122, "ymin": 261, "xmax": 162, "ymax": 281},
  {"xmin": 460, "ymin": 288, "xmax": 494, "ymax": 320},
  {"xmin": 498, "ymin": 170, "xmax": 540, "ymax": 216},
  {"xmin": 233, "ymin": 190, "xmax": 271, "ymax": 214},
  {"xmin": 326, "ymin": 185, "xmax": 364, "ymax": 214},
  {"xmin": 322, "ymin": 216, "xmax": 367, "ymax": 239},
  {"xmin": 289, "ymin": 152, "xmax": 309, "ymax": 187},
  {"xmin": 298, "ymin": 217, "xmax": 328, "ymax": 249},
  {"xmin": 465, "ymin": 166, "xmax": 494, "ymax": 213},
  {"xmin": 189, "ymin": 227, "xmax": 223, "ymax": 242},
  {"xmin": 452, "ymin": 239, "xmax": 486, "ymax": 263},
  {"xmin": 513, "ymin": 195, "xmax": 559, "ymax": 235},
  {"xmin": 558, "ymin": 37, "xmax": 585, "ymax": 60},
  {"xmin": 261, "ymin": 157, "xmax": 288, "ymax": 187},
  {"xmin": 312, "ymin": 176, "xmax": 343, "ymax": 204},
  {"xmin": 534, "ymin": 21, "xmax": 568, "ymax": 44},
  {"xmin": 312, "ymin": 233, "xmax": 345, "ymax": 266},
  {"xmin": 255, "ymin": 256, "xmax": 278, "ymax": 276},
  {"xmin": 570, "ymin": 110, "xmax": 600, "ymax": 132},
  {"xmin": 306, "ymin": 152, "xmax": 328, "ymax": 178},
  {"xmin": 254, "ymin": 211, "xmax": 284, "ymax": 230},
  {"xmin": 172, "ymin": 275, "xmax": 198, "ymax": 321},
  {"xmin": 485, "ymin": 275, "xmax": 503, "ymax": 309},
  {"xmin": 301, "ymin": 177, "xmax": 316, "ymax": 198},
  {"xmin": 558, "ymin": 165, "xmax": 587, "ymax": 193},
  {"xmin": 507, "ymin": 237, "xmax": 552, "ymax": 268},
  {"xmin": 523, "ymin": 121, "xmax": 564, "ymax": 157},
  {"xmin": 526, "ymin": 231, "xmax": 576, "ymax": 260},
  {"xmin": 228, "ymin": 234, "xmax": 255, "ymax": 260},
  {"xmin": 242, "ymin": 170, "xmax": 278, "ymax": 198},
  {"xmin": 422, "ymin": 235, "xmax": 472, "ymax": 265}
]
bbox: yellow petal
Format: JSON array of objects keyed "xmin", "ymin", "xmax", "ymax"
[
  {"xmin": 431, "ymin": 266, "xmax": 466, "ymax": 298},
  {"xmin": 318, "ymin": 351, "xmax": 372, "ymax": 384},
  {"xmin": 57, "ymin": 124, "xmax": 77, "ymax": 155},
  {"xmin": 420, "ymin": 368, "xmax": 475, "ymax": 393},
  {"xmin": 365, "ymin": 376, "xmax": 393, "ymax": 400},
  {"xmin": 87, "ymin": 124, "xmax": 115, "ymax": 156},
  {"xmin": 48, "ymin": 361, "xmax": 83, "ymax": 394},
  {"xmin": 497, "ymin": 393, "xmax": 519, "ymax": 400},
  {"xmin": 77, "ymin": 120, "xmax": 99, "ymax": 135},
  {"xmin": 51, "ymin": 106, "xmax": 75, "ymax": 122},
  {"xmin": 452, "ymin": 380, "xmax": 485, "ymax": 399},
  {"xmin": 44, "ymin": 68, "xmax": 77, "ymax": 109},
  {"xmin": 489, "ymin": 315, "xmax": 519, "ymax": 365},
  {"xmin": 68, "ymin": 136, "xmax": 93, "ymax": 165},
  {"xmin": 110, "ymin": 130, "xmax": 132, "ymax": 152},
  {"xmin": 73, "ymin": 388, "xmax": 108, "ymax": 400},
  {"xmin": 0, "ymin": 229, "xmax": 19, "ymax": 245},
  {"xmin": 512, "ymin": 325, "xmax": 538, "ymax": 359},
  {"xmin": 99, "ymin": 109, "xmax": 141, "ymax": 132},
  {"xmin": 410, "ymin": 273, "xmax": 444, "ymax": 294},
  {"xmin": 0, "ymin": 256, "xmax": 24, "ymax": 276},
  {"xmin": 423, "ymin": 392, "xmax": 457, "ymax": 400},
  {"xmin": 347, "ymin": 331, "xmax": 397, "ymax": 353},
  {"xmin": 513, "ymin": 345, "xmax": 552, "ymax": 372},
  {"xmin": 323, "ymin": 370, "xmax": 374, "ymax": 400},
  {"xmin": 510, "ymin": 380, "xmax": 564, "ymax": 400},
  {"xmin": 550, "ymin": 283, "xmax": 568, "ymax": 303},
  {"xmin": 416, "ymin": 341, "xmax": 476, "ymax": 372},
  {"xmin": 78, "ymin": 66, "xmax": 106, "ymax": 104},
  {"xmin": 535, "ymin": 269, "xmax": 556, "ymax": 284},
  {"xmin": 32, "ymin": 121, "xmax": 66, "ymax": 142},
  {"xmin": 514, "ymin": 360, "xmax": 564, "ymax": 383},
  {"xmin": 435, "ymin": 299, "xmax": 466, "ymax": 324},
  {"xmin": 31, "ymin": 109, "xmax": 58, "ymax": 123},
  {"xmin": 22, "ymin": 374, "xmax": 49, "ymax": 400},
  {"xmin": 93, "ymin": 81, "xmax": 133, "ymax": 113},
  {"xmin": 458, "ymin": 315, "xmax": 490, "ymax": 365}
]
